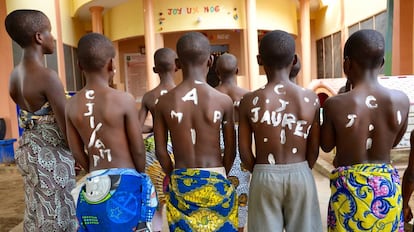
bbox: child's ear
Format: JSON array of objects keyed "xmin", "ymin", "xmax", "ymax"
[
  {"xmin": 34, "ymin": 32, "xmax": 42, "ymax": 45},
  {"xmin": 380, "ymin": 57, "xmax": 385, "ymax": 68},
  {"xmin": 236, "ymin": 67, "xmax": 239, "ymax": 75},
  {"xmin": 257, "ymin": 55, "xmax": 263, "ymax": 66},
  {"xmin": 108, "ymin": 58, "xmax": 116, "ymax": 73},
  {"xmin": 292, "ymin": 54, "xmax": 298, "ymax": 66},
  {"xmin": 207, "ymin": 55, "xmax": 214, "ymax": 68},
  {"xmin": 175, "ymin": 58, "xmax": 181, "ymax": 70}
]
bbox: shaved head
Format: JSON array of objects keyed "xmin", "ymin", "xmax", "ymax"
[
  {"xmin": 344, "ymin": 29, "xmax": 384, "ymax": 69},
  {"xmin": 216, "ymin": 53, "xmax": 238, "ymax": 78},
  {"xmin": 154, "ymin": 48, "xmax": 177, "ymax": 73},
  {"xmin": 5, "ymin": 9, "xmax": 50, "ymax": 48},
  {"xmin": 176, "ymin": 32, "xmax": 210, "ymax": 65},
  {"xmin": 77, "ymin": 33, "xmax": 115, "ymax": 72},
  {"xmin": 259, "ymin": 30, "xmax": 295, "ymax": 69}
]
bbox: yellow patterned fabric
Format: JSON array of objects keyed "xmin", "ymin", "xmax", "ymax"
[
  {"xmin": 167, "ymin": 168, "xmax": 238, "ymax": 232},
  {"xmin": 328, "ymin": 163, "xmax": 403, "ymax": 232}
]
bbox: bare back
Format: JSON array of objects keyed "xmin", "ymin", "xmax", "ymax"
[
  {"xmin": 66, "ymin": 87, "xmax": 145, "ymax": 172},
  {"xmin": 216, "ymin": 83, "xmax": 249, "ymax": 122},
  {"xmin": 9, "ymin": 62, "xmax": 68, "ymax": 135},
  {"xmin": 321, "ymin": 84, "xmax": 409, "ymax": 166},
  {"xmin": 155, "ymin": 80, "xmax": 235, "ymax": 170},
  {"xmin": 239, "ymin": 80, "xmax": 320, "ymax": 165}
]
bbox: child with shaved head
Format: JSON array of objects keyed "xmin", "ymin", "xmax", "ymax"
[
  {"xmin": 154, "ymin": 32, "xmax": 238, "ymax": 231},
  {"xmin": 65, "ymin": 33, "xmax": 156, "ymax": 231},
  {"xmin": 215, "ymin": 53, "xmax": 250, "ymax": 232},
  {"xmin": 5, "ymin": 9, "xmax": 78, "ymax": 231},
  {"xmin": 239, "ymin": 30, "xmax": 322, "ymax": 232},
  {"xmin": 138, "ymin": 47, "xmax": 177, "ymax": 232},
  {"xmin": 321, "ymin": 29, "xmax": 409, "ymax": 231}
]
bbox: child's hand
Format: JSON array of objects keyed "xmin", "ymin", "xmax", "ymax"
[{"xmin": 163, "ymin": 175, "xmax": 170, "ymax": 193}]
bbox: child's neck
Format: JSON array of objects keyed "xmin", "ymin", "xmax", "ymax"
[{"xmin": 22, "ymin": 47, "xmax": 45, "ymax": 65}]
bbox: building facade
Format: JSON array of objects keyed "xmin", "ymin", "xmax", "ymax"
[{"xmin": 0, "ymin": 0, "xmax": 413, "ymax": 142}]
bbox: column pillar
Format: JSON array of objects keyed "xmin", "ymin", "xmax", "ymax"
[
  {"xmin": 299, "ymin": 0, "xmax": 311, "ymax": 87},
  {"xmin": 89, "ymin": 6, "xmax": 104, "ymax": 34},
  {"xmin": 392, "ymin": 0, "xmax": 413, "ymax": 75},
  {"xmin": 0, "ymin": 0, "xmax": 18, "ymax": 139},
  {"xmin": 143, "ymin": 0, "xmax": 162, "ymax": 90},
  {"xmin": 54, "ymin": 0, "xmax": 66, "ymax": 88},
  {"xmin": 245, "ymin": 0, "xmax": 259, "ymax": 90}
]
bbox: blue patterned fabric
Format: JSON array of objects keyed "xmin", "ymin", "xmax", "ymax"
[{"xmin": 77, "ymin": 169, "xmax": 157, "ymax": 231}]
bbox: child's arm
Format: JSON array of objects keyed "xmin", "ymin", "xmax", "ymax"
[
  {"xmin": 125, "ymin": 95, "xmax": 146, "ymax": 173},
  {"xmin": 65, "ymin": 102, "xmax": 89, "ymax": 172},
  {"xmin": 222, "ymin": 97, "xmax": 236, "ymax": 175},
  {"xmin": 45, "ymin": 69, "xmax": 68, "ymax": 142},
  {"xmin": 154, "ymin": 102, "xmax": 173, "ymax": 176},
  {"xmin": 402, "ymin": 130, "xmax": 414, "ymax": 222},
  {"xmin": 238, "ymin": 95, "xmax": 255, "ymax": 173}
]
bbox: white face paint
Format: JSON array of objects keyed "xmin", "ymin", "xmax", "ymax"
[
  {"xmin": 95, "ymin": 139, "xmax": 105, "ymax": 150},
  {"xmin": 275, "ymin": 99, "xmax": 289, "ymax": 112},
  {"xmin": 160, "ymin": 90, "xmax": 168, "ymax": 96},
  {"xmin": 251, "ymin": 107, "xmax": 261, "ymax": 123},
  {"xmin": 213, "ymin": 110, "xmax": 222, "ymax": 123},
  {"xmin": 233, "ymin": 101, "xmax": 240, "ymax": 107},
  {"xmin": 194, "ymin": 80, "xmax": 203, "ymax": 84},
  {"xmin": 99, "ymin": 149, "xmax": 112, "ymax": 162},
  {"xmin": 294, "ymin": 120, "xmax": 307, "ymax": 137},
  {"xmin": 191, "ymin": 128, "xmax": 196, "ymax": 145},
  {"xmin": 292, "ymin": 148, "xmax": 298, "ymax": 154},
  {"xmin": 171, "ymin": 110, "xmax": 183, "ymax": 123},
  {"xmin": 365, "ymin": 95, "xmax": 378, "ymax": 109},
  {"xmin": 303, "ymin": 125, "xmax": 311, "ymax": 139},
  {"xmin": 304, "ymin": 97, "xmax": 309, "ymax": 103},
  {"xmin": 268, "ymin": 153, "xmax": 276, "ymax": 164},
  {"xmin": 182, "ymin": 88, "xmax": 198, "ymax": 105},
  {"xmin": 84, "ymin": 103, "xmax": 95, "ymax": 116},
  {"xmin": 345, "ymin": 114, "xmax": 357, "ymax": 128},
  {"xmin": 88, "ymin": 123, "xmax": 103, "ymax": 148},
  {"xmin": 85, "ymin": 90, "xmax": 95, "ymax": 99},
  {"xmin": 155, "ymin": 99, "xmax": 159, "ymax": 105},
  {"xmin": 320, "ymin": 108, "xmax": 324, "ymax": 125},
  {"xmin": 89, "ymin": 116, "xmax": 95, "ymax": 128},
  {"xmin": 397, "ymin": 110, "xmax": 402, "ymax": 125},
  {"xmin": 271, "ymin": 111, "xmax": 282, "ymax": 127},
  {"xmin": 93, "ymin": 155, "xmax": 100, "ymax": 167},
  {"xmin": 274, "ymin": 84, "xmax": 286, "ymax": 95},
  {"xmin": 366, "ymin": 138, "xmax": 373, "ymax": 150},
  {"xmin": 281, "ymin": 113, "xmax": 296, "ymax": 130},
  {"xmin": 369, "ymin": 124, "xmax": 374, "ymax": 131},
  {"xmin": 265, "ymin": 99, "xmax": 270, "ymax": 104},
  {"xmin": 260, "ymin": 110, "xmax": 271, "ymax": 125},
  {"xmin": 253, "ymin": 96, "xmax": 259, "ymax": 106},
  {"xmin": 264, "ymin": 138, "xmax": 268, "ymax": 143},
  {"xmin": 280, "ymin": 129, "xmax": 286, "ymax": 144}
]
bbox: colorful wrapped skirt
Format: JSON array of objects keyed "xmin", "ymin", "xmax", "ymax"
[
  {"xmin": 76, "ymin": 168, "xmax": 157, "ymax": 231},
  {"xmin": 167, "ymin": 168, "xmax": 238, "ymax": 232},
  {"xmin": 328, "ymin": 163, "xmax": 403, "ymax": 232}
]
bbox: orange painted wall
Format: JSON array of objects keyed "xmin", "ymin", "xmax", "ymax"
[{"xmin": 0, "ymin": 0, "xmax": 19, "ymax": 140}]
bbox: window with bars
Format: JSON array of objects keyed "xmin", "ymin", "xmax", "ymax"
[
  {"xmin": 316, "ymin": 31, "xmax": 342, "ymax": 79},
  {"xmin": 316, "ymin": 11, "xmax": 387, "ymax": 79}
]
